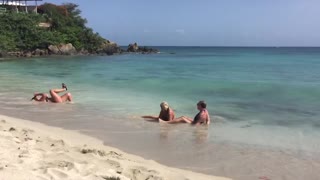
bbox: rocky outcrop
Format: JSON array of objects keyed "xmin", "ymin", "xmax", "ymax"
[
  {"xmin": 0, "ymin": 51, "xmax": 6, "ymax": 58},
  {"xmin": 127, "ymin": 43, "xmax": 159, "ymax": 54},
  {"xmin": 0, "ymin": 41, "xmax": 158, "ymax": 59},
  {"xmin": 24, "ymin": 52, "xmax": 32, "ymax": 58},
  {"xmin": 97, "ymin": 40, "xmax": 122, "ymax": 55},
  {"xmin": 59, "ymin": 43, "xmax": 76, "ymax": 55},
  {"xmin": 48, "ymin": 43, "xmax": 76, "ymax": 55},
  {"xmin": 0, "ymin": 43, "xmax": 75, "ymax": 58},
  {"xmin": 32, "ymin": 49, "xmax": 48, "ymax": 56},
  {"xmin": 48, "ymin": 45, "xmax": 60, "ymax": 54},
  {"xmin": 6, "ymin": 51, "xmax": 24, "ymax": 57},
  {"xmin": 138, "ymin": 46, "xmax": 159, "ymax": 54},
  {"xmin": 0, "ymin": 49, "xmax": 48, "ymax": 58},
  {"xmin": 127, "ymin": 43, "xmax": 139, "ymax": 52},
  {"xmin": 78, "ymin": 48, "xmax": 89, "ymax": 55}
]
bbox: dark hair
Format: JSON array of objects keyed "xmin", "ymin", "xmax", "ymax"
[{"xmin": 197, "ymin": 101, "xmax": 206, "ymax": 108}]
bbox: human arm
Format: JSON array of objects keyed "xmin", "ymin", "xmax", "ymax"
[
  {"xmin": 206, "ymin": 114, "xmax": 211, "ymax": 125},
  {"xmin": 168, "ymin": 108, "xmax": 175, "ymax": 121}
]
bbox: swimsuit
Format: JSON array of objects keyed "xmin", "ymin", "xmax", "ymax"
[
  {"xmin": 192, "ymin": 109, "xmax": 207, "ymax": 124},
  {"xmin": 159, "ymin": 108, "xmax": 171, "ymax": 121}
]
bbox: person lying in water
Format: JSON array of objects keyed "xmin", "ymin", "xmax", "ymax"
[
  {"xmin": 168, "ymin": 101, "xmax": 210, "ymax": 125},
  {"xmin": 30, "ymin": 83, "xmax": 72, "ymax": 103},
  {"xmin": 142, "ymin": 101, "xmax": 175, "ymax": 121}
]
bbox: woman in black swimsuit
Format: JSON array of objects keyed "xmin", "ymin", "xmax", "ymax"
[
  {"xmin": 168, "ymin": 101, "xmax": 210, "ymax": 125},
  {"xmin": 142, "ymin": 101, "xmax": 175, "ymax": 121}
]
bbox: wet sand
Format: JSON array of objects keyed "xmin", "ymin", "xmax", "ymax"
[
  {"xmin": 1, "ymin": 104, "xmax": 320, "ymax": 180},
  {"xmin": 0, "ymin": 114, "xmax": 230, "ymax": 180}
]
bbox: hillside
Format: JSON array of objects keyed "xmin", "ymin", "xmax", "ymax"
[{"xmin": 0, "ymin": 3, "xmax": 121, "ymax": 57}]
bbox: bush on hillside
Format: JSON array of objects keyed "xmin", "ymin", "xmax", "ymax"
[{"xmin": 0, "ymin": 3, "xmax": 105, "ymax": 53}]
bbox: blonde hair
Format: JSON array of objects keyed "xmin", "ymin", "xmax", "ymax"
[{"xmin": 160, "ymin": 101, "xmax": 169, "ymax": 110}]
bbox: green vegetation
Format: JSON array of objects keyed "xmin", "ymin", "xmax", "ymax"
[{"xmin": 0, "ymin": 3, "xmax": 105, "ymax": 52}]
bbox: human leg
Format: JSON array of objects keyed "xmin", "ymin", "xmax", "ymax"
[
  {"xmin": 167, "ymin": 116, "xmax": 193, "ymax": 124},
  {"xmin": 60, "ymin": 92, "xmax": 72, "ymax": 102},
  {"xmin": 49, "ymin": 88, "xmax": 66, "ymax": 103}
]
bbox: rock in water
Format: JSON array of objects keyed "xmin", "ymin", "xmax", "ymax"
[
  {"xmin": 127, "ymin": 43, "xmax": 159, "ymax": 54},
  {"xmin": 127, "ymin": 43, "xmax": 139, "ymax": 52},
  {"xmin": 97, "ymin": 40, "xmax": 122, "ymax": 55}
]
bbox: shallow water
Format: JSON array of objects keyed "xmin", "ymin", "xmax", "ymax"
[{"xmin": 1, "ymin": 47, "xmax": 320, "ymax": 179}]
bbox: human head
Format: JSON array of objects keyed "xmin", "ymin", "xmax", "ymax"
[
  {"xmin": 160, "ymin": 101, "xmax": 169, "ymax": 110},
  {"xmin": 197, "ymin": 100, "xmax": 206, "ymax": 110}
]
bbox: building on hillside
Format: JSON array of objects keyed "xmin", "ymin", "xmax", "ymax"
[{"xmin": 0, "ymin": 0, "xmax": 42, "ymax": 13}]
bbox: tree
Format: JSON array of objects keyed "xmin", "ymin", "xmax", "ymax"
[{"xmin": 0, "ymin": 3, "xmax": 107, "ymax": 53}]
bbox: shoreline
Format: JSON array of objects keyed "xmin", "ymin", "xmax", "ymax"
[
  {"xmin": 0, "ymin": 114, "xmax": 230, "ymax": 180},
  {"xmin": 0, "ymin": 51, "xmax": 161, "ymax": 61},
  {"xmin": 0, "ymin": 43, "xmax": 159, "ymax": 60},
  {"xmin": 0, "ymin": 52, "xmax": 124, "ymax": 61}
]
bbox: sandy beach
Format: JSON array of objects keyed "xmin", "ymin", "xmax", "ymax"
[
  {"xmin": 2, "ymin": 0, "xmax": 320, "ymax": 179},
  {"xmin": 0, "ymin": 114, "xmax": 230, "ymax": 180}
]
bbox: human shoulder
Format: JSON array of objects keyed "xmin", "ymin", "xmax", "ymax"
[{"xmin": 199, "ymin": 109, "xmax": 209, "ymax": 118}]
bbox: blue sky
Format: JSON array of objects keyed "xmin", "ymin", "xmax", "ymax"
[{"xmin": 43, "ymin": 0, "xmax": 320, "ymax": 46}]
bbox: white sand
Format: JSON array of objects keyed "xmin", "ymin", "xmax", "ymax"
[{"xmin": 0, "ymin": 114, "xmax": 231, "ymax": 180}]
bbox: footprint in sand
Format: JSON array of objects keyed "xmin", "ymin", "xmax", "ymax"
[
  {"xmin": 104, "ymin": 159, "xmax": 123, "ymax": 174},
  {"xmin": 21, "ymin": 128, "xmax": 35, "ymax": 135},
  {"xmin": 49, "ymin": 139, "xmax": 65, "ymax": 147},
  {"xmin": 127, "ymin": 166, "xmax": 163, "ymax": 180},
  {"xmin": 37, "ymin": 160, "xmax": 75, "ymax": 179},
  {"xmin": 72, "ymin": 161, "xmax": 97, "ymax": 176},
  {"xmin": 81, "ymin": 149, "xmax": 124, "ymax": 160},
  {"xmin": 48, "ymin": 139, "xmax": 69, "ymax": 153},
  {"xmin": 107, "ymin": 151, "xmax": 124, "ymax": 160},
  {"xmin": 47, "ymin": 168, "xmax": 69, "ymax": 179},
  {"xmin": 35, "ymin": 175, "xmax": 50, "ymax": 180},
  {"xmin": 57, "ymin": 160, "xmax": 74, "ymax": 171},
  {"xmin": 47, "ymin": 160, "xmax": 75, "ymax": 171}
]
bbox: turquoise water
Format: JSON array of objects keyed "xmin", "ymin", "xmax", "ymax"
[{"xmin": 1, "ymin": 47, "xmax": 320, "ymax": 179}]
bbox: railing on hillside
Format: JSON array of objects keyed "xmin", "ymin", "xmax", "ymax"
[{"xmin": 0, "ymin": 0, "xmax": 42, "ymax": 13}]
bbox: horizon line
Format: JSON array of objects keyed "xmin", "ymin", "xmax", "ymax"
[{"xmin": 119, "ymin": 45, "xmax": 320, "ymax": 48}]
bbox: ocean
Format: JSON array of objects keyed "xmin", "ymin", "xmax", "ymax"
[{"xmin": 1, "ymin": 47, "xmax": 320, "ymax": 179}]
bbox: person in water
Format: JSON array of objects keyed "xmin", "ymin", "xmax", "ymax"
[
  {"xmin": 168, "ymin": 101, "xmax": 210, "ymax": 125},
  {"xmin": 31, "ymin": 83, "xmax": 72, "ymax": 103},
  {"xmin": 142, "ymin": 101, "xmax": 175, "ymax": 121}
]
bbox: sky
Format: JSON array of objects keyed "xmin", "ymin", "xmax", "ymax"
[{"xmin": 41, "ymin": 0, "xmax": 320, "ymax": 46}]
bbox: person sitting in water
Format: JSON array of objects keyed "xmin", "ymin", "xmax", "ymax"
[
  {"xmin": 30, "ymin": 83, "xmax": 72, "ymax": 103},
  {"xmin": 142, "ymin": 101, "xmax": 175, "ymax": 121},
  {"xmin": 168, "ymin": 101, "xmax": 210, "ymax": 125}
]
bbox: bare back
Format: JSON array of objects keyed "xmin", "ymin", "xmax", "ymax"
[
  {"xmin": 192, "ymin": 109, "xmax": 210, "ymax": 125},
  {"xmin": 159, "ymin": 108, "xmax": 175, "ymax": 121}
]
